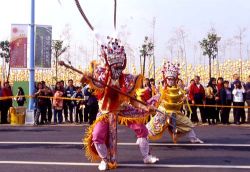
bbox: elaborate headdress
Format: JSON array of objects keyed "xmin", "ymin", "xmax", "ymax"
[
  {"xmin": 100, "ymin": 36, "xmax": 126, "ymax": 70},
  {"xmin": 162, "ymin": 61, "xmax": 180, "ymax": 80}
]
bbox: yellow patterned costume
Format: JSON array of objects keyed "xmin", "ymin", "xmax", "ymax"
[{"xmin": 146, "ymin": 62, "xmax": 203, "ymax": 143}]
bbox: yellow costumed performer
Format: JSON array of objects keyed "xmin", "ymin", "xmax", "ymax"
[{"xmin": 145, "ymin": 62, "xmax": 204, "ymax": 143}]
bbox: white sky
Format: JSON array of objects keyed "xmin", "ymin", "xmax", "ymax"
[{"xmin": 1, "ymin": 0, "xmax": 250, "ymax": 69}]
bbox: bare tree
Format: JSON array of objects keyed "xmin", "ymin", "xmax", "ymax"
[
  {"xmin": 234, "ymin": 27, "xmax": 247, "ymax": 78},
  {"xmin": 225, "ymin": 38, "xmax": 234, "ymax": 59},
  {"xmin": 174, "ymin": 27, "xmax": 188, "ymax": 83},
  {"xmin": 166, "ymin": 37, "xmax": 176, "ymax": 61}
]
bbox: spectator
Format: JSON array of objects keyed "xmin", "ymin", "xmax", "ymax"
[
  {"xmin": 189, "ymin": 76, "xmax": 206, "ymax": 124},
  {"xmin": 144, "ymin": 78, "xmax": 150, "ymax": 88},
  {"xmin": 41, "ymin": 81, "xmax": 53, "ymax": 124},
  {"xmin": 83, "ymin": 85, "xmax": 90, "ymax": 123},
  {"xmin": 205, "ymin": 77, "xmax": 217, "ymax": 125},
  {"xmin": 65, "ymin": 79, "xmax": 76, "ymax": 123},
  {"xmin": 60, "ymin": 80, "xmax": 68, "ymax": 122},
  {"xmin": 245, "ymin": 75, "xmax": 250, "ymax": 123},
  {"xmin": 215, "ymin": 77, "xmax": 224, "ymax": 123},
  {"xmin": 34, "ymin": 82, "xmax": 47, "ymax": 125},
  {"xmin": 15, "ymin": 87, "xmax": 26, "ymax": 106},
  {"xmin": 231, "ymin": 73, "xmax": 241, "ymax": 90},
  {"xmin": 149, "ymin": 78, "xmax": 157, "ymax": 96},
  {"xmin": 185, "ymin": 79, "xmax": 195, "ymax": 118},
  {"xmin": 177, "ymin": 79, "xmax": 186, "ymax": 114},
  {"xmin": 231, "ymin": 74, "xmax": 241, "ymax": 122},
  {"xmin": 84, "ymin": 87, "xmax": 99, "ymax": 125},
  {"xmin": 0, "ymin": 82, "xmax": 3, "ymax": 123},
  {"xmin": 1, "ymin": 81, "xmax": 13, "ymax": 124},
  {"xmin": 142, "ymin": 78, "xmax": 153, "ymax": 101},
  {"xmin": 232, "ymin": 81, "xmax": 245, "ymax": 125},
  {"xmin": 72, "ymin": 86, "xmax": 84, "ymax": 124},
  {"xmin": 53, "ymin": 82, "xmax": 64, "ymax": 124},
  {"xmin": 220, "ymin": 81, "xmax": 232, "ymax": 125},
  {"xmin": 177, "ymin": 79, "xmax": 185, "ymax": 90}
]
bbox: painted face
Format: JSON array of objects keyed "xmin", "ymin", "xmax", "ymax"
[
  {"xmin": 166, "ymin": 77, "xmax": 176, "ymax": 87},
  {"xmin": 110, "ymin": 65, "xmax": 124, "ymax": 80},
  {"xmin": 107, "ymin": 53, "xmax": 126, "ymax": 80},
  {"xmin": 101, "ymin": 39, "xmax": 126, "ymax": 81}
]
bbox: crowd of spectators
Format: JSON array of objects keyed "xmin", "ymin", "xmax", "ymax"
[
  {"xmin": 0, "ymin": 74, "xmax": 250, "ymax": 125},
  {"xmin": 186, "ymin": 74, "xmax": 250, "ymax": 125},
  {"xmin": 0, "ymin": 79, "xmax": 99, "ymax": 125}
]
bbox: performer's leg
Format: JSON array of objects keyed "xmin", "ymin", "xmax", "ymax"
[
  {"xmin": 128, "ymin": 123, "xmax": 159, "ymax": 164},
  {"xmin": 92, "ymin": 120, "xmax": 109, "ymax": 170},
  {"xmin": 186, "ymin": 129, "xmax": 204, "ymax": 143}
]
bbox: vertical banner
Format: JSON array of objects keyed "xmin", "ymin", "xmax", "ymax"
[
  {"xmin": 35, "ymin": 25, "xmax": 52, "ymax": 68},
  {"xmin": 10, "ymin": 24, "xmax": 28, "ymax": 68}
]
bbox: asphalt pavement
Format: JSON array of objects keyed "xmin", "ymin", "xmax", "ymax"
[{"xmin": 0, "ymin": 124, "xmax": 250, "ymax": 172}]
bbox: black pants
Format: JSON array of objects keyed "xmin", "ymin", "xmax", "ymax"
[
  {"xmin": 246, "ymin": 100, "xmax": 250, "ymax": 123},
  {"xmin": 221, "ymin": 101, "xmax": 231, "ymax": 124},
  {"xmin": 75, "ymin": 106, "xmax": 83, "ymax": 123},
  {"xmin": 191, "ymin": 101, "xmax": 206, "ymax": 123},
  {"xmin": 205, "ymin": 98, "xmax": 216, "ymax": 123},
  {"xmin": 215, "ymin": 101, "xmax": 221, "ymax": 123},
  {"xmin": 1, "ymin": 105, "xmax": 11, "ymax": 124},
  {"xmin": 63, "ymin": 101, "xmax": 68, "ymax": 121},
  {"xmin": 45, "ymin": 100, "xmax": 52, "ymax": 123},
  {"xmin": 84, "ymin": 106, "xmax": 89, "ymax": 122},
  {"xmin": 1, "ymin": 101, "xmax": 12, "ymax": 124},
  {"xmin": 88, "ymin": 105, "xmax": 99, "ymax": 125},
  {"xmin": 35, "ymin": 105, "xmax": 47, "ymax": 124},
  {"xmin": 64, "ymin": 101, "xmax": 74, "ymax": 123},
  {"xmin": 233, "ymin": 102, "xmax": 245, "ymax": 123}
]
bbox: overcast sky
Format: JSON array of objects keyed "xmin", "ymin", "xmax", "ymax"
[{"xmin": 1, "ymin": 0, "xmax": 250, "ymax": 68}]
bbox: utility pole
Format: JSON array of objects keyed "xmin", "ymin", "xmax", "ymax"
[{"xmin": 28, "ymin": 0, "xmax": 35, "ymax": 110}]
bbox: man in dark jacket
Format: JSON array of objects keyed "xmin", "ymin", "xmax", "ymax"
[
  {"xmin": 64, "ymin": 79, "xmax": 76, "ymax": 123},
  {"xmin": 220, "ymin": 81, "xmax": 232, "ymax": 124},
  {"xmin": 83, "ymin": 86, "xmax": 99, "ymax": 125}
]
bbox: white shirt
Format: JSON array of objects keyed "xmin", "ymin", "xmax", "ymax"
[{"xmin": 232, "ymin": 88, "xmax": 245, "ymax": 102}]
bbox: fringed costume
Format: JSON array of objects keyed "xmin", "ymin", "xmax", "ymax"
[{"xmin": 82, "ymin": 37, "xmax": 159, "ymax": 171}]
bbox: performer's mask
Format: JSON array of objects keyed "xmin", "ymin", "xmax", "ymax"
[{"xmin": 101, "ymin": 38, "xmax": 126, "ymax": 80}]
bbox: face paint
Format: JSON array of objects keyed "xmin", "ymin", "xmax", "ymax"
[{"xmin": 166, "ymin": 77, "xmax": 176, "ymax": 87}]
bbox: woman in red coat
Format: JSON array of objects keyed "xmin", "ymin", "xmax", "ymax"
[{"xmin": 188, "ymin": 76, "xmax": 206, "ymax": 124}]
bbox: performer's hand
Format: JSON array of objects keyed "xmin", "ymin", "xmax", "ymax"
[
  {"xmin": 147, "ymin": 105, "xmax": 156, "ymax": 112},
  {"xmin": 80, "ymin": 72, "xmax": 89, "ymax": 83}
]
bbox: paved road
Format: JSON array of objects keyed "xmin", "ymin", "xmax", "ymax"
[{"xmin": 0, "ymin": 124, "xmax": 250, "ymax": 172}]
